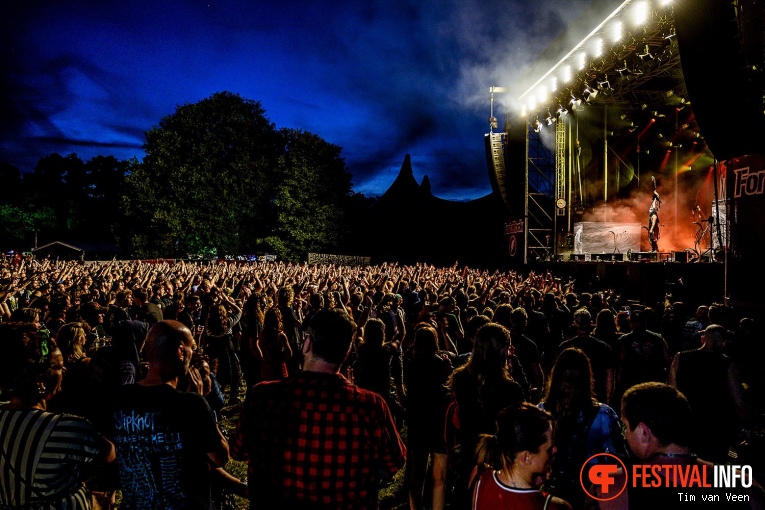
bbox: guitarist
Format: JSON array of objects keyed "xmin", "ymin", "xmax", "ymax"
[{"xmin": 648, "ymin": 176, "xmax": 661, "ymax": 252}]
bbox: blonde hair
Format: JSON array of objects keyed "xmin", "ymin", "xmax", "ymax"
[{"xmin": 56, "ymin": 322, "xmax": 88, "ymax": 363}]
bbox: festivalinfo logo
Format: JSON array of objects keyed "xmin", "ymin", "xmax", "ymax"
[{"xmin": 580, "ymin": 453, "xmax": 754, "ymax": 502}]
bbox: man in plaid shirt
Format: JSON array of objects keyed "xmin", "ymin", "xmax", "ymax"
[{"xmin": 231, "ymin": 307, "xmax": 406, "ymax": 509}]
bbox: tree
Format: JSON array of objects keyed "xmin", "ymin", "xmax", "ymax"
[
  {"xmin": 122, "ymin": 91, "xmax": 361, "ymax": 261},
  {"xmin": 82, "ymin": 155, "xmax": 130, "ymax": 242},
  {"xmin": 25, "ymin": 153, "xmax": 88, "ymax": 234},
  {"xmin": 122, "ymin": 91, "xmax": 281, "ymax": 258},
  {"xmin": 260, "ymin": 129, "xmax": 354, "ymax": 260}
]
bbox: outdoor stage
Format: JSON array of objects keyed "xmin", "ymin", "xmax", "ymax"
[{"xmin": 530, "ymin": 257, "xmax": 726, "ymax": 311}]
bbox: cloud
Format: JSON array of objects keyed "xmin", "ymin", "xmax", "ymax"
[{"xmin": 0, "ymin": 0, "xmax": 622, "ymax": 200}]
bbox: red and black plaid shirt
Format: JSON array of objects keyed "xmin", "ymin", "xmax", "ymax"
[{"xmin": 231, "ymin": 371, "xmax": 406, "ymax": 509}]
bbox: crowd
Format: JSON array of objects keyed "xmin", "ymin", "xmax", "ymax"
[{"xmin": 1, "ymin": 256, "xmax": 764, "ymax": 510}]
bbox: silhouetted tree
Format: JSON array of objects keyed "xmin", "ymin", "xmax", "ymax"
[
  {"xmin": 122, "ymin": 92, "xmax": 281, "ymax": 257},
  {"xmin": 122, "ymin": 91, "xmax": 360, "ymax": 260},
  {"xmin": 260, "ymin": 128, "xmax": 356, "ymax": 260}
]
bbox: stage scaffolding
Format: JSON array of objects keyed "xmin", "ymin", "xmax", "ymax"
[{"xmin": 525, "ymin": 125, "xmax": 555, "ymax": 263}]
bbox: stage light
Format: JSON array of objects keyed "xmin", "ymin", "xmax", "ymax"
[
  {"xmin": 536, "ymin": 85, "xmax": 548, "ymax": 104},
  {"xmin": 610, "ymin": 21, "xmax": 623, "ymax": 42},
  {"xmin": 560, "ymin": 65, "xmax": 572, "ymax": 83},
  {"xmin": 556, "ymin": 104, "xmax": 568, "ymax": 118},
  {"xmin": 569, "ymin": 94, "xmax": 582, "ymax": 110},
  {"xmin": 632, "ymin": 1, "xmax": 649, "ymax": 25},
  {"xmin": 638, "ymin": 45, "xmax": 654, "ymax": 61},
  {"xmin": 533, "ymin": 117, "xmax": 543, "ymax": 132},
  {"xmin": 583, "ymin": 85, "xmax": 598, "ymax": 103},
  {"xmin": 592, "ymin": 38, "xmax": 603, "ymax": 58},
  {"xmin": 597, "ymin": 79, "xmax": 611, "ymax": 91},
  {"xmin": 544, "ymin": 110, "xmax": 555, "ymax": 125},
  {"xmin": 616, "ymin": 61, "xmax": 630, "ymax": 77},
  {"xmin": 577, "ymin": 51, "xmax": 586, "ymax": 70}
]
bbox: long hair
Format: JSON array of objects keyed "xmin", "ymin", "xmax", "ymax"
[
  {"xmin": 262, "ymin": 307, "xmax": 283, "ymax": 336},
  {"xmin": 244, "ymin": 293, "xmax": 268, "ymax": 327},
  {"xmin": 56, "ymin": 322, "xmax": 88, "ymax": 363},
  {"xmin": 593, "ymin": 309, "xmax": 617, "ymax": 340},
  {"xmin": 411, "ymin": 323, "xmax": 438, "ymax": 359},
  {"xmin": 457, "ymin": 323, "xmax": 512, "ymax": 386},
  {"xmin": 543, "ymin": 347, "xmax": 596, "ymax": 419},
  {"xmin": 475, "ymin": 403, "xmax": 552, "ymax": 471},
  {"xmin": 277, "ymin": 286, "xmax": 294, "ymax": 308},
  {"xmin": 362, "ymin": 318, "xmax": 385, "ymax": 349},
  {"xmin": 206, "ymin": 304, "xmax": 228, "ymax": 336}
]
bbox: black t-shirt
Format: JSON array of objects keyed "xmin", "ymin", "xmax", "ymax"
[
  {"xmin": 110, "ymin": 384, "xmax": 222, "ymax": 510},
  {"xmin": 559, "ymin": 335, "xmax": 615, "ymax": 402}
]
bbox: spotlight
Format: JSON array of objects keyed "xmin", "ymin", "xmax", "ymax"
[
  {"xmin": 556, "ymin": 104, "xmax": 568, "ymax": 119},
  {"xmin": 569, "ymin": 94, "xmax": 582, "ymax": 109},
  {"xmin": 597, "ymin": 79, "xmax": 611, "ymax": 91},
  {"xmin": 533, "ymin": 117, "xmax": 543, "ymax": 132},
  {"xmin": 616, "ymin": 61, "xmax": 631, "ymax": 77},
  {"xmin": 545, "ymin": 110, "xmax": 555, "ymax": 125},
  {"xmin": 489, "ymin": 116, "xmax": 498, "ymax": 129},
  {"xmin": 583, "ymin": 85, "xmax": 598, "ymax": 103},
  {"xmin": 638, "ymin": 45, "xmax": 654, "ymax": 61}
]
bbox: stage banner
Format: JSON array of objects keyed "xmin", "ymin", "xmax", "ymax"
[
  {"xmin": 503, "ymin": 218, "xmax": 525, "ymax": 265},
  {"xmin": 725, "ymin": 153, "xmax": 765, "ymax": 307},
  {"xmin": 307, "ymin": 253, "xmax": 371, "ymax": 266}
]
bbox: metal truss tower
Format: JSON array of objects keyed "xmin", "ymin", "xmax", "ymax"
[{"xmin": 525, "ymin": 124, "xmax": 556, "ymax": 263}]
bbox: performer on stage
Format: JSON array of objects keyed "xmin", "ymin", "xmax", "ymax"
[{"xmin": 648, "ymin": 177, "xmax": 661, "ymax": 252}]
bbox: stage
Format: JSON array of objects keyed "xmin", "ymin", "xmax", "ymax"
[{"xmin": 530, "ymin": 257, "xmax": 727, "ymax": 311}]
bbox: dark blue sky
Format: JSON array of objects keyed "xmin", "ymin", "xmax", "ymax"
[{"xmin": 1, "ymin": 0, "xmax": 599, "ymax": 200}]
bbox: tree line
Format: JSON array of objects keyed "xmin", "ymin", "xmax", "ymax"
[{"xmin": 0, "ymin": 92, "xmax": 373, "ymax": 261}]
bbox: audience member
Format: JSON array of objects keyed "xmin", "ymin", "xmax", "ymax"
[
  {"xmin": 669, "ymin": 324, "xmax": 749, "ymax": 463},
  {"xmin": 558, "ymin": 309, "xmax": 615, "ymax": 404},
  {"xmin": 613, "ymin": 310, "xmax": 670, "ymax": 409},
  {"xmin": 471, "ymin": 403, "xmax": 572, "ymax": 510},
  {"xmin": 538, "ymin": 348, "xmax": 626, "ymax": 510},
  {"xmin": 231, "ymin": 308, "xmax": 406, "ymax": 509},
  {"xmin": 591, "ymin": 382, "xmax": 765, "ymax": 509},
  {"xmin": 0, "ymin": 323, "xmax": 116, "ymax": 509},
  {"xmin": 108, "ymin": 320, "xmax": 230, "ymax": 510},
  {"xmin": 403, "ymin": 323, "xmax": 454, "ymax": 510},
  {"xmin": 449, "ymin": 323, "xmax": 526, "ymax": 509}
]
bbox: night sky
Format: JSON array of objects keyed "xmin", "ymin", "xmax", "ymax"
[{"xmin": 1, "ymin": 0, "xmax": 605, "ymax": 201}]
